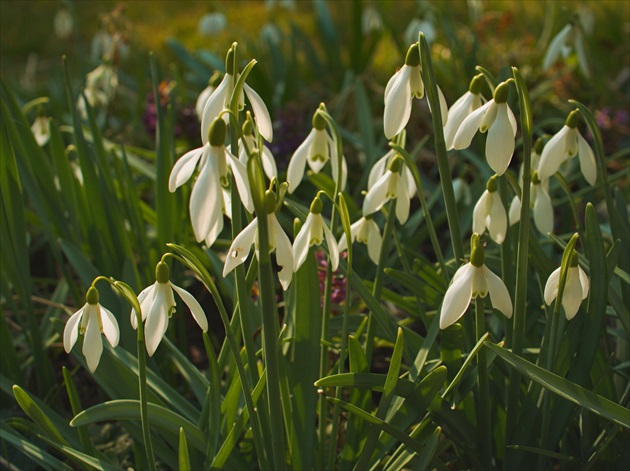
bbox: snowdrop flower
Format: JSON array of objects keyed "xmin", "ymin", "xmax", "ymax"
[
  {"xmin": 440, "ymin": 234, "xmax": 513, "ymax": 329},
  {"xmin": 198, "ymin": 12, "xmax": 227, "ymax": 37},
  {"xmin": 31, "ymin": 116, "xmax": 50, "ymax": 147},
  {"xmin": 236, "ymin": 115, "xmax": 277, "ymax": 180},
  {"xmin": 78, "ymin": 63, "xmax": 118, "ymax": 113},
  {"xmin": 544, "ymin": 251, "xmax": 589, "ymax": 320},
  {"xmin": 404, "ymin": 17, "xmax": 436, "ymax": 47},
  {"xmin": 452, "ymin": 178, "xmax": 472, "ymax": 205},
  {"xmin": 444, "ymin": 74, "xmax": 485, "ymax": 150},
  {"xmin": 338, "ymin": 215, "xmax": 382, "ymax": 265},
  {"xmin": 367, "ymin": 148, "xmax": 416, "ymax": 198},
  {"xmin": 293, "ymin": 195, "xmax": 339, "ymax": 272},
  {"xmin": 195, "ymin": 72, "xmax": 222, "ymax": 121},
  {"xmin": 287, "ymin": 109, "xmax": 347, "ymax": 193},
  {"xmin": 473, "ymin": 175, "xmax": 507, "ymax": 244},
  {"xmin": 509, "ymin": 171, "xmax": 553, "ymax": 235},
  {"xmin": 361, "ymin": 5, "xmax": 383, "ymax": 35},
  {"xmin": 383, "ymin": 43, "xmax": 448, "ymax": 139},
  {"xmin": 543, "ymin": 22, "xmax": 589, "ymax": 77},
  {"xmin": 223, "ymin": 191, "xmax": 294, "ymax": 290},
  {"xmin": 200, "ymin": 46, "xmax": 273, "ymax": 144},
  {"xmin": 53, "ymin": 8, "xmax": 74, "ymax": 39},
  {"xmin": 537, "ymin": 110, "xmax": 597, "ymax": 186},
  {"xmin": 63, "ymin": 287, "xmax": 119, "ymax": 372},
  {"xmin": 453, "ymin": 80, "xmax": 517, "ymax": 175},
  {"xmin": 132, "ymin": 262, "xmax": 208, "ymax": 356},
  {"xmin": 169, "ymin": 118, "xmax": 253, "ymax": 247},
  {"xmin": 363, "ymin": 156, "xmax": 411, "ymax": 224}
]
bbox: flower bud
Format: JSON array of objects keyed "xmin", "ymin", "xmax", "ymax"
[
  {"xmin": 156, "ymin": 261, "xmax": 170, "ymax": 284},
  {"xmin": 470, "ymin": 233, "xmax": 485, "ymax": 267},
  {"xmin": 493, "ymin": 81, "xmax": 510, "ymax": 104},
  {"xmin": 310, "ymin": 195, "xmax": 323, "ymax": 214},
  {"xmin": 208, "ymin": 118, "xmax": 227, "ymax": 146},
  {"xmin": 388, "ymin": 156, "xmax": 403, "ymax": 173},
  {"xmin": 469, "ymin": 74, "xmax": 484, "ymax": 95},
  {"xmin": 486, "ymin": 175, "xmax": 499, "ymax": 193},
  {"xmin": 404, "ymin": 43, "xmax": 420, "ymax": 67},
  {"xmin": 565, "ymin": 109, "xmax": 580, "ymax": 129},
  {"xmin": 312, "ymin": 110, "xmax": 327, "ymax": 130},
  {"xmin": 86, "ymin": 286, "xmax": 99, "ymax": 305}
]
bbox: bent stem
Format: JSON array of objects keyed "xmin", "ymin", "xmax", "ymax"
[{"xmin": 475, "ymin": 296, "xmax": 492, "ymax": 470}]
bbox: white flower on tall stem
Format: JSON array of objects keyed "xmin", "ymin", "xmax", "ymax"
[
  {"xmin": 195, "ymin": 72, "xmax": 222, "ymax": 120},
  {"xmin": 338, "ymin": 215, "xmax": 382, "ymax": 265},
  {"xmin": 367, "ymin": 148, "xmax": 416, "ymax": 198},
  {"xmin": 537, "ymin": 109, "xmax": 596, "ymax": 186},
  {"xmin": 169, "ymin": 118, "xmax": 253, "ymax": 247},
  {"xmin": 473, "ymin": 175, "xmax": 507, "ymax": 244},
  {"xmin": 452, "ymin": 80, "xmax": 517, "ymax": 175},
  {"xmin": 63, "ymin": 286, "xmax": 119, "ymax": 372},
  {"xmin": 131, "ymin": 262, "xmax": 208, "ymax": 356},
  {"xmin": 440, "ymin": 234, "xmax": 512, "ymax": 330},
  {"xmin": 223, "ymin": 191, "xmax": 294, "ymax": 290},
  {"xmin": 544, "ymin": 251, "xmax": 590, "ymax": 320},
  {"xmin": 77, "ymin": 63, "xmax": 118, "ymax": 116},
  {"xmin": 509, "ymin": 171, "xmax": 554, "ymax": 235},
  {"xmin": 236, "ymin": 115, "xmax": 277, "ymax": 180},
  {"xmin": 444, "ymin": 74, "xmax": 485, "ymax": 150},
  {"xmin": 383, "ymin": 42, "xmax": 448, "ymax": 139},
  {"xmin": 542, "ymin": 21, "xmax": 590, "ymax": 77},
  {"xmin": 31, "ymin": 116, "xmax": 50, "ymax": 147},
  {"xmin": 363, "ymin": 155, "xmax": 411, "ymax": 224},
  {"xmin": 286, "ymin": 109, "xmax": 347, "ymax": 193},
  {"xmin": 293, "ymin": 195, "xmax": 339, "ymax": 272},
  {"xmin": 200, "ymin": 46, "xmax": 273, "ymax": 144}
]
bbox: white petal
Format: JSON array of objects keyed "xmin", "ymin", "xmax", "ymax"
[
  {"xmin": 395, "ymin": 176, "xmax": 410, "ymax": 224},
  {"xmin": 223, "ymin": 218, "xmax": 258, "ymax": 277},
  {"xmin": 577, "ymin": 132, "xmax": 597, "ymax": 186},
  {"xmin": 544, "ymin": 267, "xmax": 561, "ymax": 306},
  {"xmin": 287, "ymin": 129, "xmax": 315, "ymax": 193},
  {"xmin": 195, "ymin": 85, "xmax": 214, "ymax": 120},
  {"xmin": 383, "ymin": 66, "xmax": 413, "ymax": 139},
  {"xmin": 244, "ymin": 84, "xmax": 273, "ymax": 142},
  {"xmin": 200, "ymin": 75, "xmax": 229, "ymax": 145},
  {"xmin": 562, "ymin": 267, "xmax": 583, "ymax": 320},
  {"xmin": 538, "ymin": 127, "xmax": 569, "ymax": 180},
  {"xmin": 169, "ymin": 146, "xmax": 205, "ymax": 192},
  {"xmin": 452, "ymin": 100, "xmax": 493, "ymax": 150},
  {"xmin": 543, "ymin": 24, "xmax": 573, "ymax": 70},
  {"xmin": 533, "ymin": 186, "xmax": 554, "ymax": 235},
  {"xmin": 261, "ymin": 145, "xmax": 278, "ymax": 179},
  {"xmin": 271, "ymin": 215, "xmax": 293, "ymax": 290},
  {"xmin": 506, "ymin": 104, "xmax": 518, "ymax": 136},
  {"xmin": 293, "ymin": 214, "xmax": 314, "ymax": 272},
  {"xmin": 131, "ymin": 284, "xmax": 156, "ymax": 329},
  {"xmin": 484, "ymin": 266, "xmax": 513, "ymax": 318},
  {"xmin": 574, "ymin": 29, "xmax": 590, "ymax": 78},
  {"xmin": 440, "ymin": 264, "xmax": 474, "ymax": 329},
  {"xmin": 487, "ymin": 193, "xmax": 507, "ymax": 244},
  {"xmin": 363, "ymin": 171, "xmax": 391, "ymax": 216},
  {"xmin": 366, "ymin": 219, "xmax": 382, "ymax": 265},
  {"xmin": 308, "ymin": 130, "xmax": 329, "ymax": 174},
  {"xmin": 204, "ymin": 210, "xmax": 224, "ymax": 248},
  {"xmin": 171, "ymin": 283, "xmax": 208, "ymax": 332},
  {"xmin": 435, "ymin": 85, "xmax": 449, "ymax": 126},
  {"xmin": 486, "ymin": 104, "xmax": 514, "ymax": 175},
  {"xmin": 479, "ymin": 101, "xmax": 498, "ymax": 133},
  {"xmin": 82, "ymin": 308, "xmax": 103, "ymax": 372},
  {"xmin": 226, "ymin": 150, "xmax": 254, "ymax": 213},
  {"xmin": 145, "ymin": 287, "xmax": 170, "ymax": 356},
  {"xmin": 190, "ymin": 158, "xmax": 222, "ymax": 242},
  {"xmin": 444, "ymin": 92, "xmax": 475, "ymax": 150},
  {"xmin": 367, "ymin": 152, "xmax": 391, "ymax": 190},
  {"xmin": 63, "ymin": 306, "xmax": 85, "ymax": 353},
  {"xmin": 578, "ymin": 266, "xmax": 590, "ymax": 300},
  {"xmin": 472, "ymin": 191, "xmax": 489, "ymax": 235},
  {"xmin": 100, "ymin": 306, "xmax": 120, "ymax": 348},
  {"xmin": 323, "ymin": 222, "xmax": 339, "ymax": 271},
  {"xmin": 508, "ymin": 195, "xmax": 521, "ymax": 225}
]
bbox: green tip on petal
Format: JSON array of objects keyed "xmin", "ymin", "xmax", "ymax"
[
  {"xmin": 312, "ymin": 110, "xmax": 327, "ymax": 130},
  {"xmin": 209, "ymin": 118, "xmax": 227, "ymax": 146},
  {"xmin": 565, "ymin": 109, "xmax": 580, "ymax": 129},
  {"xmin": 404, "ymin": 43, "xmax": 420, "ymax": 67},
  {"xmin": 310, "ymin": 195, "xmax": 323, "ymax": 214},
  {"xmin": 486, "ymin": 175, "xmax": 499, "ymax": 193},
  {"xmin": 469, "ymin": 74, "xmax": 484, "ymax": 94},
  {"xmin": 265, "ymin": 190, "xmax": 277, "ymax": 214},
  {"xmin": 86, "ymin": 286, "xmax": 99, "ymax": 305},
  {"xmin": 156, "ymin": 261, "xmax": 170, "ymax": 284},
  {"xmin": 493, "ymin": 81, "xmax": 510, "ymax": 103},
  {"xmin": 388, "ymin": 156, "xmax": 403, "ymax": 173}
]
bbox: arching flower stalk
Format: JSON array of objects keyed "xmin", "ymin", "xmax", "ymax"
[
  {"xmin": 169, "ymin": 118, "xmax": 253, "ymax": 247},
  {"xmin": 293, "ymin": 194, "xmax": 339, "ymax": 272},
  {"xmin": 131, "ymin": 261, "xmax": 208, "ymax": 356},
  {"xmin": 537, "ymin": 109, "xmax": 597, "ymax": 186},
  {"xmin": 383, "ymin": 42, "xmax": 448, "ymax": 139},
  {"xmin": 473, "ymin": 175, "xmax": 507, "ymax": 244},
  {"xmin": 453, "ymin": 80, "xmax": 517, "ymax": 175},
  {"xmin": 440, "ymin": 234, "xmax": 513, "ymax": 330},
  {"xmin": 63, "ymin": 286, "xmax": 120, "ymax": 372}
]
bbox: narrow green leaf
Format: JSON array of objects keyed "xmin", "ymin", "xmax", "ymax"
[
  {"xmin": 62, "ymin": 367, "xmax": 96, "ymax": 457},
  {"xmin": 179, "ymin": 428, "xmax": 191, "ymax": 471},
  {"xmin": 0, "ymin": 422, "xmax": 72, "ymax": 471},
  {"xmin": 13, "ymin": 385, "xmax": 68, "ymax": 445}
]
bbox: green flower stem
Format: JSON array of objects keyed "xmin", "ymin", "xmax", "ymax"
[
  {"xmin": 499, "ymin": 177, "xmax": 514, "ymax": 347},
  {"xmin": 475, "ymin": 296, "xmax": 492, "ymax": 470},
  {"xmin": 506, "ymin": 67, "xmax": 533, "ymax": 446},
  {"xmin": 554, "ymin": 174, "xmax": 584, "ymax": 238},
  {"xmin": 419, "ymin": 33, "xmax": 464, "ymax": 263},
  {"xmin": 318, "ymin": 258, "xmax": 334, "ymax": 469},
  {"xmin": 365, "ymin": 199, "xmax": 397, "ymax": 366}
]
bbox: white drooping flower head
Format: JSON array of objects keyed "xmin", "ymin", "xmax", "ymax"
[
  {"xmin": 444, "ymin": 74, "xmax": 485, "ymax": 150},
  {"xmin": 195, "ymin": 72, "xmax": 223, "ymax": 120},
  {"xmin": 198, "ymin": 12, "xmax": 227, "ymax": 37},
  {"xmin": 509, "ymin": 170, "xmax": 553, "ymax": 235},
  {"xmin": 77, "ymin": 63, "xmax": 118, "ymax": 117},
  {"xmin": 452, "ymin": 80, "xmax": 517, "ymax": 175},
  {"xmin": 286, "ymin": 107, "xmax": 347, "ymax": 194},
  {"xmin": 537, "ymin": 109, "xmax": 597, "ymax": 186},
  {"xmin": 31, "ymin": 115, "xmax": 51, "ymax": 147},
  {"xmin": 367, "ymin": 147, "xmax": 416, "ymax": 199},
  {"xmin": 363, "ymin": 155, "xmax": 412, "ymax": 225},
  {"xmin": 169, "ymin": 118, "xmax": 253, "ymax": 247},
  {"xmin": 200, "ymin": 45, "xmax": 273, "ymax": 145},
  {"xmin": 544, "ymin": 250, "xmax": 590, "ymax": 320},
  {"xmin": 472, "ymin": 175, "xmax": 507, "ymax": 245},
  {"xmin": 131, "ymin": 262, "xmax": 208, "ymax": 356},
  {"xmin": 63, "ymin": 286, "xmax": 120, "ymax": 372},
  {"xmin": 237, "ymin": 114, "xmax": 277, "ymax": 180},
  {"xmin": 223, "ymin": 190, "xmax": 294, "ymax": 290},
  {"xmin": 440, "ymin": 234, "xmax": 513, "ymax": 330},
  {"xmin": 293, "ymin": 194, "xmax": 339, "ymax": 272},
  {"xmin": 383, "ymin": 42, "xmax": 448, "ymax": 139},
  {"xmin": 542, "ymin": 21, "xmax": 590, "ymax": 78},
  {"xmin": 337, "ymin": 215, "xmax": 382, "ymax": 265}
]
